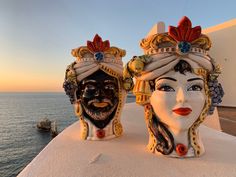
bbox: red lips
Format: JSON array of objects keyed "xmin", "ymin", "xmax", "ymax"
[{"xmin": 173, "ymin": 108, "xmax": 192, "ymax": 116}]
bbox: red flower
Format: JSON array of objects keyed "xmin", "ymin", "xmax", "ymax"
[
  {"xmin": 175, "ymin": 143, "xmax": 188, "ymax": 156},
  {"xmin": 87, "ymin": 34, "xmax": 110, "ymax": 53},
  {"xmin": 168, "ymin": 16, "xmax": 201, "ymax": 42}
]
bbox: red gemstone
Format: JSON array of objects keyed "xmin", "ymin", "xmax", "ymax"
[
  {"xmin": 96, "ymin": 129, "xmax": 105, "ymax": 139},
  {"xmin": 175, "ymin": 143, "xmax": 188, "ymax": 156}
]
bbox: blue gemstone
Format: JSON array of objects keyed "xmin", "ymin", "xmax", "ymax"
[
  {"xmin": 94, "ymin": 52, "xmax": 104, "ymax": 61},
  {"xmin": 178, "ymin": 41, "xmax": 191, "ymax": 53}
]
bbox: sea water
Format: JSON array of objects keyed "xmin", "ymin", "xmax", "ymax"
[{"xmin": 0, "ymin": 93, "xmax": 135, "ymax": 177}]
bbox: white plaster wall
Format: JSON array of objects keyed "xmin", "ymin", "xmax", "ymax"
[{"xmin": 203, "ymin": 19, "xmax": 236, "ymax": 107}]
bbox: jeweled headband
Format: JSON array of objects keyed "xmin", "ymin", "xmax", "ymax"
[
  {"xmin": 140, "ymin": 16, "xmax": 211, "ymax": 55},
  {"xmin": 124, "ymin": 16, "xmax": 216, "ymax": 82}
]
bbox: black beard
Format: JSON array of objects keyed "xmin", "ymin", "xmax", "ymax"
[
  {"xmin": 81, "ymin": 102, "xmax": 118, "ymax": 129},
  {"xmin": 76, "ymin": 69, "xmax": 119, "ymax": 129}
]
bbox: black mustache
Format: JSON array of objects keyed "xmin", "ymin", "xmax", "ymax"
[{"xmin": 88, "ymin": 99, "xmax": 113, "ymax": 106}]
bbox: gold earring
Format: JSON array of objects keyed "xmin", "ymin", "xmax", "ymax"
[{"xmin": 74, "ymin": 101, "xmax": 83, "ymax": 117}]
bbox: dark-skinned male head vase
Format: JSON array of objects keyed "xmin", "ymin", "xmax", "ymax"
[
  {"xmin": 63, "ymin": 34, "xmax": 126, "ymax": 140},
  {"xmin": 123, "ymin": 16, "xmax": 224, "ymax": 157}
]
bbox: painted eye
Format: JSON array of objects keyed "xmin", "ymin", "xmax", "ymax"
[
  {"xmin": 104, "ymin": 84, "xmax": 115, "ymax": 90},
  {"xmin": 157, "ymin": 85, "xmax": 175, "ymax": 92},
  {"xmin": 85, "ymin": 84, "xmax": 96, "ymax": 90},
  {"xmin": 188, "ymin": 85, "xmax": 202, "ymax": 91}
]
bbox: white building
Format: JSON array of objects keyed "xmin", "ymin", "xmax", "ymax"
[{"xmin": 203, "ymin": 19, "xmax": 236, "ymax": 107}]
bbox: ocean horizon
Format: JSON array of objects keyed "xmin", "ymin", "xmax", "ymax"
[{"xmin": 0, "ymin": 92, "xmax": 135, "ymax": 177}]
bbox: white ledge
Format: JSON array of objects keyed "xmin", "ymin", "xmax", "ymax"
[{"xmin": 18, "ymin": 103, "xmax": 236, "ymax": 177}]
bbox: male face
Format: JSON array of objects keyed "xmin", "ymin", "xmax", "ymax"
[{"xmin": 77, "ymin": 70, "xmax": 119, "ymax": 129}]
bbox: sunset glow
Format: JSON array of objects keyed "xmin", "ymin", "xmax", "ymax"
[{"xmin": 1, "ymin": 0, "xmax": 235, "ymax": 92}]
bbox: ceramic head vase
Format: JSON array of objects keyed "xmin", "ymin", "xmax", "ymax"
[
  {"xmin": 63, "ymin": 34, "xmax": 127, "ymax": 140},
  {"xmin": 123, "ymin": 16, "xmax": 224, "ymax": 157}
]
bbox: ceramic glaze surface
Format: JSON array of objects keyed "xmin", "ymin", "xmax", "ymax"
[
  {"xmin": 77, "ymin": 70, "xmax": 119, "ymax": 128},
  {"xmin": 150, "ymin": 70, "xmax": 205, "ymax": 132},
  {"xmin": 63, "ymin": 34, "xmax": 126, "ymax": 140},
  {"xmin": 124, "ymin": 16, "xmax": 224, "ymax": 158}
]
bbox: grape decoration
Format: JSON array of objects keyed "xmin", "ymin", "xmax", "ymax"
[{"xmin": 208, "ymin": 77, "xmax": 224, "ymax": 115}]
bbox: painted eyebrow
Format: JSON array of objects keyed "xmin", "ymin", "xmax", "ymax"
[
  {"xmin": 104, "ymin": 80, "xmax": 116, "ymax": 84},
  {"xmin": 82, "ymin": 80, "xmax": 97, "ymax": 84},
  {"xmin": 187, "ymin": 78, "xmax": 204, "ymax": 82},
  {"xmin": 156, "ymin": 77, "xmax": 177, "ymax": 82}
]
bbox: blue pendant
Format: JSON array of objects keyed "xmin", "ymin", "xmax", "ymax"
[
  {"xmin": 178, "ymin": 41, "xmax": 191, "ymax": 54},
  {"xmin": 94, "ymin": 52, "xmax": 104, "ymax": 61}
]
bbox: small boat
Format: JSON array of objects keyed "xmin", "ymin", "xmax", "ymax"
[
  {"xmin": 37, "ymin": 118, "xmax": 51, "ymax": 131},
  {"xmin": 50, "ymin": 121, "xmax": 58, "ymax": 138}
]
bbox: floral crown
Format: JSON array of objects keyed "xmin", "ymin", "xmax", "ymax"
[
  {"xmin": 71, "ymin": 34, "xmax": 125, "ymax": 65},
  {"xmin": 140, "ymin": 16, "xmax": 211, "ymax": 55}
]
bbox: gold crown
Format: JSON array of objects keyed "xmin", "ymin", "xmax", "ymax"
[
  {"xmin": 140, "ymin": 16, "xmax": 212, "ymax": 55},
  {"xmin": 71, "ymin": 34, "xmax": 126, "ymax": 65}
]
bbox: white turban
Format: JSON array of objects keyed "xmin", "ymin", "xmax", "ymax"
[
  {"xmin": 73, "ymin": 59, "xmax": 123, "ymax": 82},
  {"xmin": 138, "ymin": 52, "xmax": 213, "ymax": 81},
  {"xmin": 70, "ymin": 44, "xmax": 125, "ymax": 82}
]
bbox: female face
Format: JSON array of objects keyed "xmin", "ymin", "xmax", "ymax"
[{"xmin": 150, "ymin": 70, "xmax": 206, "ymax": 132}]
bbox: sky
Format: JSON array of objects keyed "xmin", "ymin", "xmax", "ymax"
[{"xmin": 0, "ymin": 0, "xmax": 235, "ymax": 92}]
